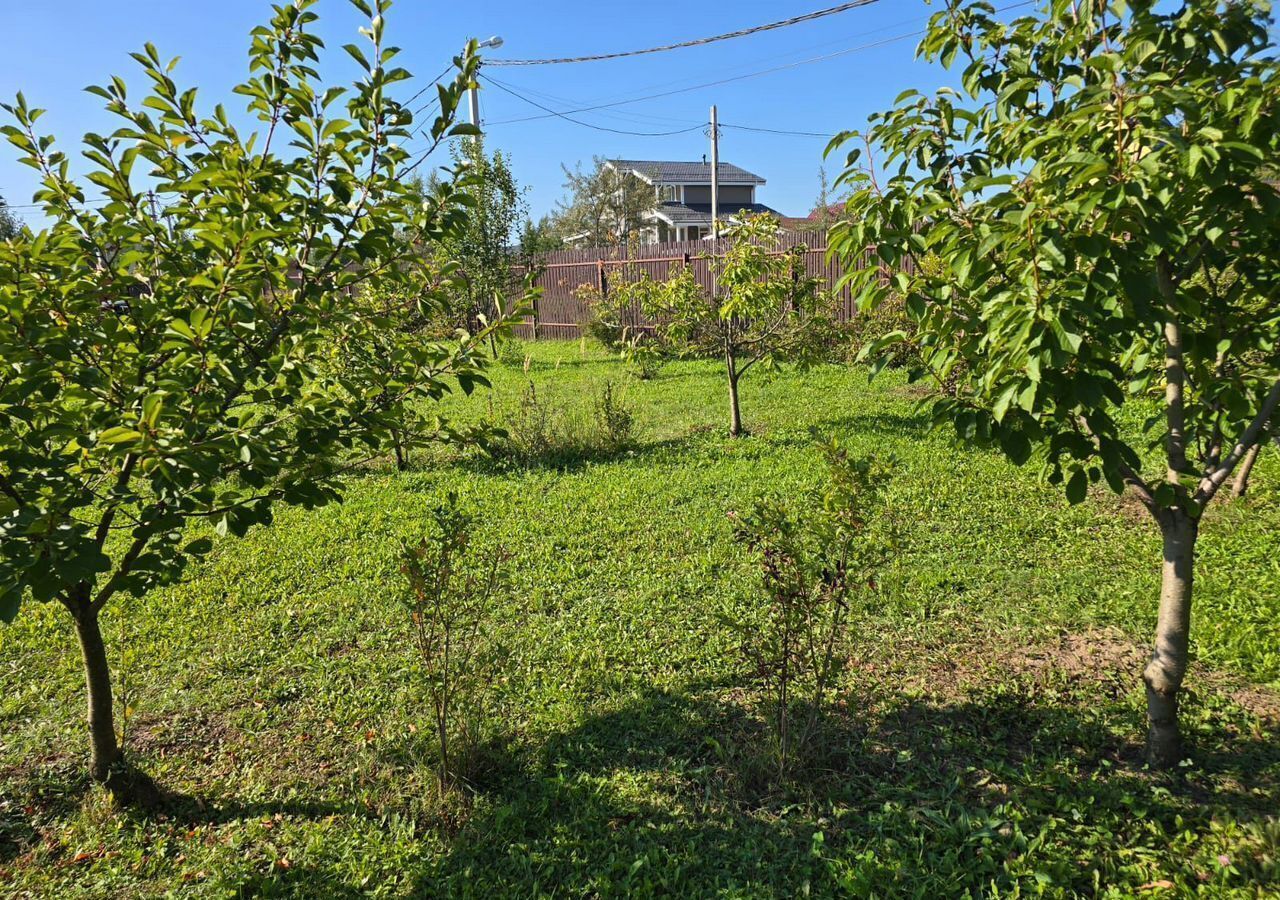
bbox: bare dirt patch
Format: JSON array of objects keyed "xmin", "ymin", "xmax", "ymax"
[
  {"xmin": 889, "ymin": 381, "xmax": 936, "ymax": 400},
  {"xmin": 128, "ymin": 710, "xmax": 239, "ymax": 767},
  {"xmin": 854, "ymin": 620, "xmax": 1280, "ymax": 722},
  {"xmin": 981, "ymin": 625, "xmax": 1147, "ymax": 689},
  {"xmin": 1088, "ymin": 483, "xmax": 1154, "ymax": 525}
]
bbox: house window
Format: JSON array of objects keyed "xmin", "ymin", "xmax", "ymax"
[
  {"xmin": 657, "ymin": 184, "xmax": 679, "ymax": 202},
  {"xmin": 686, "ymin": 225, "xmax": 702, "ymax": 240}
]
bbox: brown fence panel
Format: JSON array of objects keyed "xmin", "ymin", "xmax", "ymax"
[{"xmin": 511, "ymin": 228, "xmax": 869, "ymax": 340}]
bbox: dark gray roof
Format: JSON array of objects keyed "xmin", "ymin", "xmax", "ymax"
[
  {"xmin": 610, "ymin": 159, "xmax": 766, "ymax": 186},
  {"xmin": 649, "ymin": 201, "xmax": 779, "ymax": 225}
]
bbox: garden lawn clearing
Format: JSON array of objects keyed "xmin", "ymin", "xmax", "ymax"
[{"xmin": 1, "ymin": 340, "xmax": 1277, "ymax": 897}]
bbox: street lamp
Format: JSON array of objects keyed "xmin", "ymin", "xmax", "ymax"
[{"xmin": 470, "ymin": 36, "xmax": 504, "ymax": 127}]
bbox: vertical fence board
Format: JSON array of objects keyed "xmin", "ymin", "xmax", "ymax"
[{"xmin": 510, "ymin": 228, "xmax": 864, "ymax": 340}]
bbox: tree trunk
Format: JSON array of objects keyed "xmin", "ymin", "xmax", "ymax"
[
  {"xmin": 1231, "ymin": 440, "xmax": 1262, "ymax": 499},
  {"xmin": 1144, "ymin": 511, "xmax": 1198, "ymax": 768},
  {"xmin": 726, "ymin": 351, "xmax": 743, "ymax": 438},
  {"xmin": 393, "ymin": 430, "xmax": 408, "ymax": 472},
  {"xmin": 71, "ymin": 603, "xmax": 122, "ymax": 783}
]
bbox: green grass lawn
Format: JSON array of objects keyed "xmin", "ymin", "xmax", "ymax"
[{"xmin": 2, "ymin": 340, "xmax": 1278, "ymax": 897}]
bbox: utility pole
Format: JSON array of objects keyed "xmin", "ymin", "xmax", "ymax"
[
  {"xmin": 709, "ymin": 104, "xmax": 720, "ymax": 240},
  {"xmin": 468, "ymin": 36, "xmax": 505, "ymax": 128},
  {"xmin": 708, "ymin": 104, "xmax": 722, "ymax": 310}
]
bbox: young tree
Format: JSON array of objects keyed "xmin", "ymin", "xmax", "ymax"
[
  {"xmin": 427, "ymin": 137, "xmax": 527, "ymax": 336},
  {"xmin": 643, "ymin": 213, "xmax": 827, "ymax": 437},
  {"xmin": 831, "ymin": 0, "xmax": 1280, "ymax": 767},
  {"xmin": 549, "ymin": 156, "xmax": 652, "ymax": 247},
  {"xmin": 730, "ymin": 442, "xmax": 894, "ymax": 778},
  {"xmin": 518, "ymin": 215, "xmax": 562, "ymax": 256},
  {"xmin": 805, "ymin": 165, "xmax": 846, "ymax": 232},
  {"xmin": 0, "ymin": 195, "xmax": 20, "ymax": 240},
  {"xmin": 0, "ymin": 0, "xmax": 497, "ymax": 796}
]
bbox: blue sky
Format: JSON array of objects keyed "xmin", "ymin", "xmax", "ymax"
[{"xmin": 1, "ymin": 0, "xmax": 1018, "ymax": 227}]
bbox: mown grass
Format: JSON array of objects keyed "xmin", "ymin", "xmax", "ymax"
[{"xmin": 1, "ymin": 340, "xmax": 1277, "ymax": 897}]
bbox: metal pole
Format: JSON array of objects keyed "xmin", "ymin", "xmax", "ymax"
[
  {"xmin": 709, "ymin": 104, "xmax": 720, "ymax": 240},
  {"xmin": 468, "ymin": 36, "xmax": 503, "ymax": 129}
]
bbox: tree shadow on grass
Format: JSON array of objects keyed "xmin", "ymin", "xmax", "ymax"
[
  {"xmin": 814, "ymin": 409, "xmax": 938, "ymax": 441},
  {"xmin": 5, "ymin": 677, "xmax": 1276, "ymax": 894},
  {"xmin": 410, "ymin": 680, "xmax": 1280, "ymax": 897},
  {"xmin": 0, "ymin": 764, "xmax": 91, "ymax": 863},
  {"xmin": 230, "ymin": 864, "xmax": 371, "ymax": 899},
  {"xmin": 437, "ymin": 428, "xmax": 726, "ymax": 477},
  {"xmin": 143, "ymin": 791, "xmax": 360, "ymax": 827}
]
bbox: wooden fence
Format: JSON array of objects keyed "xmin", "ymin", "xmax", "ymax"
[{"xmin": 511, "ymin": 228, "xmax": 875, "ymax": 340}]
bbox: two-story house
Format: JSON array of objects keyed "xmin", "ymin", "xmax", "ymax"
[{"xmin": 606, "ymin": 159, "xmax": 781, "ymax": 243}]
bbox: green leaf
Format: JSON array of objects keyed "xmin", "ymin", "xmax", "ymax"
[
  {"xmin": 1000, "ymin": 429, "xmax": 1033, "ymax": 466},
  {"xmin": 184, "ymin": 537, "xmax": 214, "ymax": 555},
  {"xmin": 1051, "ymin": 320, "xmax": 1083, "ymax": 355},
  {"xmin": 0, "ymin": 588, "xmax": 20, "ymax": 624},
  {"xmin": 1066, "ymin": 469, "xmax": 1088, "ymax": 505},
  {"xmin": 343, "ymin": 43, "xmax": 371, "ymax": 71},
  {"xmin": 99, "ymin": 427, "xmax": 143, "ymax": 444},
  {"xmin": 992, "ymin": 382, "xmax": 1020, "ymax": 423}
]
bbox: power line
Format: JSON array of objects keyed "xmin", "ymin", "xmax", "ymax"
[
  {"xmin": 486, "ymin": 31, "xmax": 921, "ymax": 126},
  {"xmin": 489, "ymin": 0, "xmax": 884, "ymax": 66},
  {"xmin": 479, "ymin": 75, "xmax": 707, "ymax": 136},
  {"xmin": 2, "ymin": 197, "xmax": 116, "ymax": 210},
  {"xmin": 483, "ymin": 77, "xmax": 697, "ymax": 128},
  {"xmin": 488, "ymin": 4, "xmax": 936, "ymax": 121},
  {"xmin": 484, "ymin": 0, "xmax": 1036, "ymax": 127},
  {"xmin": 722, "ymin": 123, "xmax": 833, "ymax": 138},
  {"xmin": 402, "ymin": 62, "xmax": 458, "ymax": 112}
]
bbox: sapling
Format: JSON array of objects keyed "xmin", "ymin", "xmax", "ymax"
[
  {"xmin": 730, "ymin": 440, "xmax": 894, "ymax": 777},
  {"xmin": 400, "ymin": 493, "xmax": 509, "ymax": 790}
]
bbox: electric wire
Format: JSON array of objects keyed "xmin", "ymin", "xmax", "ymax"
[
  {"xmin": 487, "ymin": 0, "xmax": 884, "ymax": 66},
  {"xmin": 485, "ymin": 31, "xmax": 921, "ymax": 126},
  {"xmin": 482, "ymin": 76, "xmax": 697, "ymax": 128},
  {"xmin": 721, "ymin": 123, "xmax": 833, "ymax": 138},
  {"xmin": 401, "ymin": 62, "xmax": 458, "ymax": 112},
  {"xmin": 484, "ymin": 4, "xmax": 940, "ymax": 125},
  {"xmin": 478, "ymin": 75, "xmax": 707, "ymax": 136},
  {"xmin": 484, "ymin": 0, "xmax": 1036, "ymax": 126},
  {"xmin": 6, "ymin": 0, "xmax": 1041, "ymax": 204}
]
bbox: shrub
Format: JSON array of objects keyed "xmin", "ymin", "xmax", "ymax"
[
  {"xmin": 497, "ymin": 379, "xmax": 636, "ymax": 465},
  {"xmin": 593, "ymin": 380, "xmax": 635, "ymax": 453},
  {"xmin": 501, "ymin": 382, "xmax": 557, "ymax": 462},
  {"xmin": 495, "ymin": 336, "xmax": 530, "ymax": 369},
  {"xmin": 400, "ymin": 493, "xmax": 511, "ymax": 791},
  {"xmin": 575, "ymin": 282, "xmax": 625, "ymax": 348},
  {"xmin": 728, "ymin": 440, "xmax": 895, "ymax": 778},
  {"xmin": 846, "ymin": 294, "xmax": 918, "ymax": 369},
  {"xmin": 622, "ymin": 331, "xmax": 667, "ymax": 380}
]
